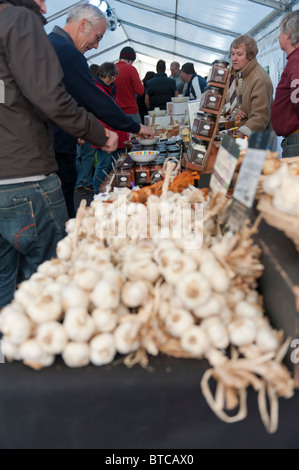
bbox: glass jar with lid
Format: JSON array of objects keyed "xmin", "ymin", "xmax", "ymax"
[
  {"xmin": 200, "ymin": 86, "xmax": 222, "ymax": 111},
  {"xmin": 192, "ymin": 112, "xmax": 215, "ymax": 138},
  {"xmin": 207, "ymin": 60, "xmax": 229, "ymax": 85}
]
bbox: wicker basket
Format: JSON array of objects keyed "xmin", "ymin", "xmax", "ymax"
[{"xmin": 257, "ymin": 194, "xmax": 299, "ymax": 250}]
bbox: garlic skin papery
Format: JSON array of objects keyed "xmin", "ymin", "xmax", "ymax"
[
  {"xmin": 165, "ymin": 309, "xmax": 195, "ymax": 338},
  {"xmin": 62, "ymin": 342, "xmax": 90, "ymax": 368},
  {"xmin": 262, "ymin": 162, "xmax": 289, "ymax": 195},
  {"xmin": 114, "ymin": 321, "xmax": 140, "ymax": 355},
  {"xmin": 0, "ymin": 312, "xmax": 31, "ymax": 346},
  {"xmin": 37, "ymin": 322, "xmax": 68, "ymax": 354},
  {"xmin": 193, "ymin": 296, "xmax": 221, "ymax": 319},
  {"xmin": 228, "ymin": 318, "xmax": 257, "ymax": 347},
  {"xmin": 90, "ymin": 279, "xmax": 120, "ymax": 309},
  {"xmin": 72, "ymin": 268, "xmax": 102, "ymax": 291},
  {"xmin": 63, "ymin": 308, "xmax": 95, "ymax": 342},
  {"xmin": 180, "ymin": 325, "xmax": 210, "ymax": 357},
  {"xmin": 90, "ymin": 333, "xmax": 116, "ymax": 366}
]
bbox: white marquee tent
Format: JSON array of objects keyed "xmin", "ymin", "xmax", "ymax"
[{"xmin": 44, "ymin": 0, "xmax": 299, "ymax": 87}]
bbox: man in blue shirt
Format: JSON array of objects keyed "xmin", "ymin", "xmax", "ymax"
[
  {"xmin": 49, "ymin": 3, "xmax": 153, "ymax": 217},
  {"xmin": 181, "ymin": 62, "xmax": 207, "ymax": 100}
]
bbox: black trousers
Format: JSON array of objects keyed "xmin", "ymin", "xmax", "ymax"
[{"xmin": 55, "ymin": 152, "xmax": 77, "ymax": 219}]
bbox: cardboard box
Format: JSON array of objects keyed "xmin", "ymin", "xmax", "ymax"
[
  {"xmin": 167, "ymin": 101, "xmax": 189, "ymax": 116},
  {"xmin": 144, "ymin": 115, "xmax": 171, "ymax": 127}
]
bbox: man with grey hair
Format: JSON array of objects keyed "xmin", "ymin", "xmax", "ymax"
[
  {"xmin": 169, "ymin": 61, "xmax": 184, "ymax": 94},
  {"xmin": 271, "ymin": 10, "xmax": 299, "ymax": 158},
  {"xmin": 49, "ymin": 3, "xmax": 153, "ymax": 217}
]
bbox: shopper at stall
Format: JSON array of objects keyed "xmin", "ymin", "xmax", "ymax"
[
  {"xmin": 145, "ymin": 60, "xmax": 178, "ymax": 111},
  {"xmin": 48, "ymin": 4, "xmax": 154, "ymax": 217},
  {"xmin": 115, "ymin": 46, "xmax": 145, "ymax": 123},
  {"xmin": 0, "ymin": 0, "xmax": 119, "ymax": 309},
  {"xmin": 227, "ymin": 35, "xmax": 273, "ymax": 138},
  {"xmin": 137, "ymin": 71, "xmax": 156, "ymax": 124},
  {"xmin": 181, "ymin": 62, "xmax": 207, "ymax": 100},
  {"xmin": 169, "ymin": 61, "xmax": 185, "ymax": 94},
  {"xmin": 271, "ymin": 11, "xmax": 299, "ymax": 158},
  {"xmin": 90, "ymin": 62, "xmax": 130, "ymax": 194}
]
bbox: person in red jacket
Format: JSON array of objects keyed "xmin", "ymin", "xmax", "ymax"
[
  {"xmin": 90, "ymin": 63, "xmax": 130, "ymax": 193},
  {"xmin": 271, "ymin": 10, "xmax": 299, "ymax": 158},
  {"xmin": 115, "ymin": 46, "xmax": 144, "ymax": 123}
]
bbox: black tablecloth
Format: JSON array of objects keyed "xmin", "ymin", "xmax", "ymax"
[{"xmin": 0, "ymin": 354, "xmax": 298, "ymax": 449}]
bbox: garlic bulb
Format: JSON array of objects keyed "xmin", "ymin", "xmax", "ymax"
[
  {"xmin": 177, "ymin": 272, "xmax": 211, "ymax": 310},
  {"xmin": 1, "ymin": 338, "xmax": 22, "ymax": 361},
  {"xmin": 180, "ymin": 325, "xmax": 210, "ymax": 356},
  {"xmin": 72, "ymin": 268, "xmax": 102, "ymax": 291},
  {"xmin": 62, "ymin": 342, "xmax": 90, "ymax": 368},
  {"xmin": 121, "ymin": 281, "xmax": 149, "ymax": 308},
  {"xmin": 37, "ymin": 259, "xmax": 67, "ymax": 278},
  {"xmin": 165, "ymin": 309, "xmax": 195, "ymax": 338},
  {"xmin": 114, "ymin": 321, "xmax": 140, "ymax": 354},
  {"xmin": 27, "ymin": 295, "xmax": 62, "ymax": 324},
  {"xmin": 262, "ymin": 162, "xmax": 289, "ymax": 195},
  {"xmin": 56, "ymin": 237, "xmax": 73, "ymax": 261},
  {"xmin": 228, "ymin": 318, "xmax": 257, "ymax": 346},
  {"xmin": 19, "ymin": 339, "xmax": 55, "ymax": 369},
  {"xmin": 64, "ymin": 307, "xmax": 95, "ymax": 342},
  {"xmin": 61, "ymin": 286, "xmax": 89, "ymax": 312},
  {"xmin": 200, "ymin": 260, "xmax": 230, "ymax": 293},
  {"xmin": 201, "ymin": 317, "xmax": 229, "ymax": 349},
  {"xmin": 90, "ymin": 333, "xmax": 116, "ymax": 366},
  {"xmin": 92, "ymin": 308, "xmax": 118, "ymax": 333},
  {"xmin": 193, "ymin": 296, "xmax": 221, "ymax": 319},
  {"xmin": 91, "ymin": 279, "xmax": 120, "ymax": 309},
  {"xmin": 235, "ymin": 300, "xmax": 262, "ymax": 319},
  {"xmin": 1, "ymin": 312, "xmax": 32, "ymax": 345},
  {"xmin": 37, "ymin": 321, "xmax": 68, "ymax": 354},
  {"xmin": 256, "ymin": 326, "xmax": 280, "ymax": 352},
  {"xmin": 161, "ymin": 253, "xmax": 197, "ymax": 285}
]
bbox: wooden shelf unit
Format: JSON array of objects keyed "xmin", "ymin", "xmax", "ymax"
[{"xmin": 184, "ymin": 74, "xmax": 230, "ymax": 174}]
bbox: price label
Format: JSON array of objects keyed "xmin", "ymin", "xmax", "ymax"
[
  {"xmin": 233, "ymin": 147, "xmax": 266, "ymax": 208},
  {"xmin": 210, "ymin": 135, "xmax": 240, "ymax": 194}
]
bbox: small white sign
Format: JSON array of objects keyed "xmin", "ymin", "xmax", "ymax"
[{"xmin": 233, "ymin": 148, "xmax": 266, "ymax": 208}]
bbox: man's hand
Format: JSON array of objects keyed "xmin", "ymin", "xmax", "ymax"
[
  {"xmin": 137, "ymin": 125, "xmax": 155, "ymax": 138},
  {"xmin": 101, "ymin": 130, "xmax": 119, "ymax": 152}
]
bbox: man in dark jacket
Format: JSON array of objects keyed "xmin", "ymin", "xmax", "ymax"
[
  {"xmin": 145, "ymin": 60, "xmax": 178, "ymax": 111},
  {"xmin": 49, "ymin": 3, "xmax": 153, "ymax": 217},
  {"xmin": 0, "ymin": 0, "xmax": 118, "ymax": 309},
  {"xmin": 181, "ymin": 62, "xmax": 207, "ymax": 100}
]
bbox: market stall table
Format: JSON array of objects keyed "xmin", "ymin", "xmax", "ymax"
[{"xmin": 0, "ymin": 354, "xmax": 299, "ymax": 449}]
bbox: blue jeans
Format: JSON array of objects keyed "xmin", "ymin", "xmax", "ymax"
[
  {"xmin": 76, "ymin": 143, "xmax": 95, "ymax": 188},
  {"xmin": 281, "ymin": 132, "xmax": 299, "ymax": 158},
  {"xmin": 0, "ymin": 174, "xmax": 68, "ymax": 309},
  {"xmin": 93, "ymin": 149, "xmax": 121, "ymax": 194}
]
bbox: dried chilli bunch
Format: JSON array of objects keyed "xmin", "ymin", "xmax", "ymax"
[{"xmin": 0, "ymin": 190, "xmax": 294, "ymax": 434}]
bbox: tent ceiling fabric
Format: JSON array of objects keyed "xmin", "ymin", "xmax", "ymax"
[{"xmin": 44, "ymin": 0, "xmax": 297, "ymax": 78}]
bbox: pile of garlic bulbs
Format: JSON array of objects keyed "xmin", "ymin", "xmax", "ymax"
[
  {"xmin": 262, "ymin": 162, "xmax": 299, "ymax": 214},
  {"xmin": 0, "ymin": 189, "xmax": 294, "ymax": 432}
]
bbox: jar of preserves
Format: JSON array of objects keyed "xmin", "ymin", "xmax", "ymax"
[
  {"xmin": 200, "ymin": 86, "xmax": 222, "ymax": 111},
  {"xmin": 150, "ymin": 163, "xmax": 163, "ymax": 183},
  {"xmin": 207, "ymin": 60, "xmax": 229, "ymax": 85},
  {"xmin": 134, "ymin": 164, "xmax": 151, "ymax": 186},
  {"xmin": 115, "ymin": 165, "xmax": 135, "ymax": 188},
  {"xmin": 192, "ymin": 113, "xmax": 215, "ymax": 138}
]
